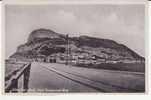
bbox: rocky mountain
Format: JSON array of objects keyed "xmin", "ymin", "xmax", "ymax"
[{"xmin": 10, "ymin": 28, "xmax": 145, "ymax": 63}]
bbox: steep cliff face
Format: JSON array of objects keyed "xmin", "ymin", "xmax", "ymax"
[
  {"xmin": 10, "ymin": 28, "xmax": 144, "ymax": 62},
  {"xmin": 28, "ymin": 28, "xmax": 61, "ymax": 42}
]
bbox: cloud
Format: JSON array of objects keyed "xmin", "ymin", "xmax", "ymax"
[
  {"xmin": 46, "ymin": 10, "xmax": 94, "ymax": 36},
  {"xmin": 57, "ymin": 10, "xmax": 76, "ymax": 21}
]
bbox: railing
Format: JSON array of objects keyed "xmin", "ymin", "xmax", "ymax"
[{"xmin": 5, "ymin": 63, "xmax": 31, "ymax": 93}]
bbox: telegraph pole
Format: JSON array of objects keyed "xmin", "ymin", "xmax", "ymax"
[{"xmin": 66, "ymin": 34, "xmax": 69, "ymax": 65}]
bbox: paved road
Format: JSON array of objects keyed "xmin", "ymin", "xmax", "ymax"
[{"xmin": 28, "ymin": 62, "xmax": 145, "ymax": 93}]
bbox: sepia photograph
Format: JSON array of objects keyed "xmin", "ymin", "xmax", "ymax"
[{"xmin": 4, "ymin": 1, "xmax": 147, "ymax": 93}]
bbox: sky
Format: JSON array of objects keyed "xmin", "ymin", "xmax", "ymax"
[{"xmin": 5, "ymin": 4, "xmax": 145, "ymax": 58}]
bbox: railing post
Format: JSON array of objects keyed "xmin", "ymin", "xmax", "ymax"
[
  {"xmin": 23, "ymin": 63, "xmax": 31, "ymax": 92},
  {"xmin": 11, "ymin": 78, "xmax": 18, "ymax": 92}
]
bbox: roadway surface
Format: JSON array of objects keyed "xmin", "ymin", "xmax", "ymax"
[{"xmin": 28, "ymin": 62, "xmax": 145, "ymax": 93}]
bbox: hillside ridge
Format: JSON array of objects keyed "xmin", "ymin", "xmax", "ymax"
[{"xmin": 10, "ymin": 28, "xmax": 145, "ymax": 63}]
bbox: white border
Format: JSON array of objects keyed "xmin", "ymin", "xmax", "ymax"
[
  {"xmin": 3, "ymin": 0, "xmax": 147, "ymax": 5},
  {"xmin": 1, "ymin": 0, "xmax": 149, "ymax": 96}
]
